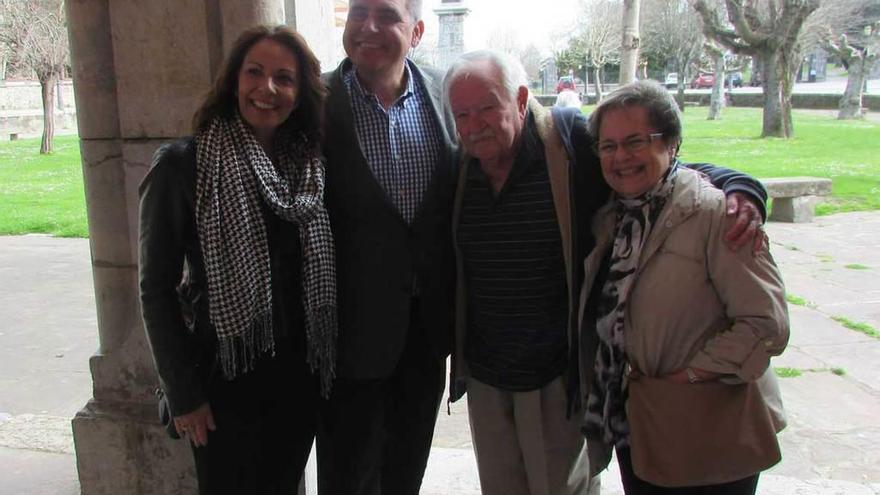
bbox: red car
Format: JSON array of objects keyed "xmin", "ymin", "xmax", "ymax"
[
  {"xmin": 691, "ymin": 73, "xmax": 715, "ymax": 89},
  {"xmin": 556, "ymin": 76, "xmax": 577, "ymax": 93}
]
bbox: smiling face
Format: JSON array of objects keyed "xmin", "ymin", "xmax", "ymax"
[
  {"xmin": 343, "ymin": 0, "xmax": 423, "ymax": 78},
  {"xmin": 448, "ymin": 60, "xmax": 527, "ymax": 166},
  {"xmin": 597, "ymin": 105, "xmax": 677, "ymax": 198},
  {"xmin": 236, "ymin": 38, "xmax": 299, "ymax": 147}
]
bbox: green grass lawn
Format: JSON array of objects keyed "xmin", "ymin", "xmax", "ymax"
[
  {"xmin": 0, "ymin": 135, "xmax": 87, "ymax": 237},
  {"xmin": 676, "ymin": 107, "xmax": 880, "ymax": 215},
  {"xmin": 1, "ymin": 107, "xmax": 879, "ymax": 237}
]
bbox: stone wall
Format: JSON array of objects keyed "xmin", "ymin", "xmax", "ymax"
[
  {"xmin": 0, "ymin": 80, "xmax": 76, "ymax": 111},
  {"xmin": 0, "ymin": 81, "xmax": 78, "ymax": 138},
  {"xmin": 0, "ymin": 110, "xmax": 77, "ymax": 137}
]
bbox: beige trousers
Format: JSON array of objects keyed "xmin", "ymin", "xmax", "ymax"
[{"xmin": 466, "ymin": 376, "xmax": 601, "ymax": 495}]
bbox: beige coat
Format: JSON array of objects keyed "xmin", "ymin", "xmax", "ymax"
[{"xmin": 578, "ymin": 167, "xmax": 789, "ymax": 484}]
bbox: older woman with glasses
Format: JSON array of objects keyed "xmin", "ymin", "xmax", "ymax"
[{"xmin": 578, "ymin": 80, "xmax": 789, "ymax": 495}]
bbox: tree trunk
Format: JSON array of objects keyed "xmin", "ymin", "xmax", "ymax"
[
  {"xmin": 781, "ymin": 50, "xmax": 796, "ymax": 138},
  {"xmin": 619, "ymin": 0, "xmax": 641, "ymax": 84},
  {"xmin": 838, "ymin": 57, "xmax": 867, "ymax": 119},
  {"xmin": 750, "ymin": 57, "xmax": 761, "ymax": 87},
  {"xmin": 592, "ymin": 65, "xmax": 603, "ymax": 102},
  {"xmin": 40, "ymin": 73, "xmax": 58, "ymax": 154},
  {"xmin": 760, "ymin": 51, "xmax": 784, "ymax": 138},
  {"xmin": 708, "ymin": 52, "xmax": 725, "ymax": 120}
]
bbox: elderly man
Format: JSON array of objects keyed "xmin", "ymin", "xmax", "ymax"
[
  {"xmin": 443, "ymin": 51, "xmax": 767, "ymax": 495},
  {"xmin": 316, "ymin": 0, "xmax": 458, "ymax": 494}
]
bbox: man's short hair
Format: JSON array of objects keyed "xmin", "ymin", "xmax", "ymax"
[
  {"xmin": 442, "ymin": 50, "xmax": 529, "ymax": 107},
  {"xmin": 587, "ymin": 79, "xmax": 682, "ymax": 151}
]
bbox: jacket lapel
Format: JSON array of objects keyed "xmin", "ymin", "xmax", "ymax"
[
  {"xmin": 416, "ymin": 65, "xmax": 456, "ymax": 150},
  {"xmin": 636, "ymin": 169, "xmax": 702, "ymax": 272},
  {"xmin": 532, "ymin": 100, "xmax": 573, "ymax": 301},
  {"xmin": 325, "ymin": 60, "xmax": 408, "ymax": 225}
]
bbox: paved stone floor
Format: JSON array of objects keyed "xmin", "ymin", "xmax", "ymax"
[{"xmin": 2, "ymin": 211, "xmax": 880, "ymax": 494}]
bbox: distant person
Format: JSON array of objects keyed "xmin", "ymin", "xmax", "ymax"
[
  {"xmin": 138, "ymin": 25, "xmax": 335, "ymax": 495},
  {"xmin": 555, "ymin": 88, "xmax": 583, "ymax": 109},
  {"xmin": 579, "ymin": 79, "xmax": 788, "ymax": 494},
  {"xmin": 442, "ymin": 51, "xmax": 768, "ymax": 495}
]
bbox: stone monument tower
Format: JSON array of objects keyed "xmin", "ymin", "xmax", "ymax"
[{"xmin": 434, "ymin": 0, "xmax": 470, "ymax": 69}]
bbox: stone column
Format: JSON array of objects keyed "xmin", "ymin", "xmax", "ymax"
[
  {"xmin": 434, "ymin": 0, "xmax": 470, "ymax": 70},
  {"xmin": 65, "ymin": 1, "xmax": 285, "ymax": 493},
  {"xmin": 285, "ymin": 0, "xmax": 338, "ymax": 70}
]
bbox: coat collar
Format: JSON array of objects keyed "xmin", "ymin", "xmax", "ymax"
[{"xmin": 590, "ymin": 165, "xmax": 705, "ymax": 269}]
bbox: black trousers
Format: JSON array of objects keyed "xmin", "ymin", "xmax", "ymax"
[
  {"xmin": 616, "ymin": 447, "xmax": 760, "ymax": 495},
  {"xmin": 191, "ymin": 338, "xmax": 320, "ymax": 495},
  {"xmin": 316, "ymin": 306, "xmax": 446, "ymax": 495}
]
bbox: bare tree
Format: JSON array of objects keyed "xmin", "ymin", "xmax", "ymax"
[
  {"xmin": 825, "ymin": 21, "xmax": 880, "ymax": 119},
  {"xmin": 697, "ymin": 0, "xmax": 730, "ymax": 119},
  {"xmin": 486, "ymin": 27, "xmax": 523, "ymax": 58},
  {"xmin": 0, "ymin": 0, "xmax": 68, "ymax": 153},
  {"xmin": 520, "ymin": 43, "xmax": 544, "ymax": 81},
  {"xmin": 801, "ymin": 0, "xmax": 880, "ymax": 119},
  {"xmin": 620, "ymin": 0, "xmax": 641, "ymax": 83},
  {"xmin": 484, "ymin": 28, "xmax": 545, "ymax": 85},
  {"xmin": 642, "ymin": 0, "xmax": 704, "ymax": 109},
  {"xmin": 571, "ymin": 0, "xmax": 622, "ymax": 101},
  {"xmin": 694, "ymin": 0, "xmax": 820, "ymax": 138},
  {"xmin": 799, "ymin": 0, "xmax": 875, "ymax": 55},
  {"xmin": 705, "ymin": 42, "xmax": 728, "ymax": 119}
]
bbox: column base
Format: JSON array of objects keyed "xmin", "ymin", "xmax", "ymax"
[{"xmin": 72, "ymin": 399, "xmax": 196, "ymax": 495}]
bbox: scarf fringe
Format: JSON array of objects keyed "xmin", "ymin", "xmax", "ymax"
[
  {"xmin": 217, "ymin": 312, "xmax": 276, "ymax": 380},
  {"xmin": 198, "ymin": 113, "xmax": 338, "ymax": 395},
  {"xmin": 306, "ymin": 304, "xmax": 338, "ymax": 398}
]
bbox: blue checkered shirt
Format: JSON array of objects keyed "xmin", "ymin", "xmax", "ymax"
[{"xmin": 343, "ymin": 61, "xmax": 442, "ymax": 224}]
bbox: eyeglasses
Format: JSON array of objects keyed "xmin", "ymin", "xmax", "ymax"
[{"xmin": 594, "ymin": 133, "xmax": 664, "ymax": 157}]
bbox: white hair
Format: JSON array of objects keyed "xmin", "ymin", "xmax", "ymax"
[{"xmin": 442, "ymin": 50, "xmax": 528, "ymax": 107}]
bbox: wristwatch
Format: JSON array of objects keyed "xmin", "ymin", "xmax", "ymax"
[{"xmin": 686, "ymin": 367, "xmax": 702, "ymax": 384}]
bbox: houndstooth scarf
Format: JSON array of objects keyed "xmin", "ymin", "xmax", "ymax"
[
  {"xmin": 583, "ymin": 163, "xmax": 678, "ymax": 448},
  {"xmin": 195, "ymin": 113, "xmax": 336, "ymax": 397}
]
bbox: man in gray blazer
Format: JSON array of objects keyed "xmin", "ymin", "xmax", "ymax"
[{"xmin": 316, "ymin": 0, "xmax": 458, "ymax": 494}]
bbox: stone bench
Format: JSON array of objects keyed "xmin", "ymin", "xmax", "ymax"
[{"xmin": 761, "ymin": 177, "xmax": 832, "ymax": 223}]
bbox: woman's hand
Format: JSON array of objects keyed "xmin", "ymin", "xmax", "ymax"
[
  {"xmin": 661, "ymin": 367, "xmax": 722, "ymax": 384},
  {"xmin": 173, "ymin": 402, "xmax": 216, "ymax": 447},
  {"xmin": 724, "ymin": 192, "xmax": 765, "ymax": 254}
]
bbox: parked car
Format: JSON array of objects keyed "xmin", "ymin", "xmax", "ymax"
[
  {"xmin": 664, "ymin": 72, "xmax": 679, "ymax": 89},
  {"xmin": 555, "ymin": 76, "xmax": 585, "ymax": 94},
  {"xmin": 691, "ymin": 73, "xmax": 715, "ymax": 89},
  {"xmin": 725, "ymin": 71, "xmax": 743, "ymax": 88}
]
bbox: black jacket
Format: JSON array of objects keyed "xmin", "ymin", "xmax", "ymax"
[{"xmin": 138, "ymin": 138, "xmax": 307, "ymax": 416}]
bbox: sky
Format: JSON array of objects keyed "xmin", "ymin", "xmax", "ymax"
[{"xmin": 420, "ymin": 0, "xmax": 581, "ymax": 57}]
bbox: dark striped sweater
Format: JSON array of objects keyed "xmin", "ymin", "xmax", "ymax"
[{"xmin": 457, "ymin": 115, "xmax": 568, "ymax": 391}]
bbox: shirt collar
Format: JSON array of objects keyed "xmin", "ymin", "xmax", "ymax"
[{"xmin": 345, "ymin": 59, "xmax": 417, "ymax": 108}]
